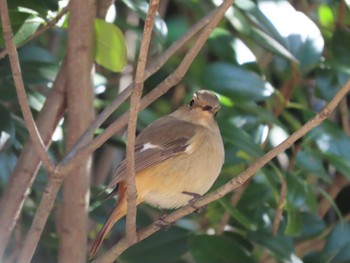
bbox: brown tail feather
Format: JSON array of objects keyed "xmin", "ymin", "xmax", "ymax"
[{"xmin": 89, "ymin": 192, "xmax": 127, "ymax": 258}]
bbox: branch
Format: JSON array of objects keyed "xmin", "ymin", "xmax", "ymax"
[
  {"xmin": 0, "ymin": 0, "xmax": 55, "ymax": 172},
  {"xmin": 61, "ymin": 7, "xmax": 217, "ymax": 163},
  {"xmin": 59, "ymin": 0, "xmax": 232, "ymax": 176},
  {"xmin": 14, "ymin": 2, "xmax": 232, "ymax": 261},
  {"xmin": 16, "ymin": 177, "xmax": 62, "ymax": 263},
  {"xmin": 272, "ymin": 170, "xmax": 287, "ymax": 236},
  {"xmin": 125, "ymin": 0, "xmax": 159, "ymax": 241},
  {"xmin": 0, "ymin": 61, "xmax": 66, "ymax": 259},
  {"xmin": 0, "ymin": 6, "xmax": 69, "ymax": 59},
  {"xmin": 94, "ymin": 78, "xmax": 350, "ymax": 262}
]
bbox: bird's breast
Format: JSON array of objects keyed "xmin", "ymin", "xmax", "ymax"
[{"xmin": 137, "ymin": 128, "xmax": 224, "ymax": 209}]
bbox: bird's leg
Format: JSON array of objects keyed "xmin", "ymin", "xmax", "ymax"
[
  {"xmin": 155, "ymin": 210, "xmax": 174, "ymax": 230},
  {"xmin": 182, "ymin": 191, "xmax": 206, "ymax": 213}
]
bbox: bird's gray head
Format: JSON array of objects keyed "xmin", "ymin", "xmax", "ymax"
[{"xmin": 188, "ymin": 90, "xmax": 221, "ymax": 116}]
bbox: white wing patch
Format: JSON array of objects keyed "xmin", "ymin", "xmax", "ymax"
[{"xmin": 140, "ymin": 142, "xmax": 161, "ymax": 152}]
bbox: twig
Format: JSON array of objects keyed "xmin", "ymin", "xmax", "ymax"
[
  {"xmin": 272, "ymin": 170, "xmax": 287, "ymax": 236},
  {"xmin": 13, "ymin": 2, "xmax": 223, "ymax": 262},
  {"xmin": 16, "ymin": 177, "xmax": 62, "ymax": 263},
  {"xmin": 61, "ymin": 7, "xmax": 217, "ymax": 163},
  {"xmin": 0, "ymin": 60, "xmax": 66, "ymax": 259},
  {"xmin": 339, "ymin": 98, "xmax": 350, "ymax": 135},
  {"xmin": 93, "ymin": 78, "xmax": 350, "ymax": 262},
  {"xmin": 58, "ymin": 2, "xmax": 227, "ymax": 175},
  {"xmin": 125, "ymin": 0, "xmax": 159, "ymax": 242},
  {"xmin": 273, "ymin": 62, "xmax": 300, "ymax": 116},
  {"xmin": 0, "ymin": 6, "xmax": 69, "ymax": 59},
  {"xmin": 0, "ymin": 0, "xmax": 55, "ymax": 172}
]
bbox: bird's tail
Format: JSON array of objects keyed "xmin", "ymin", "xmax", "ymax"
[{"xmin": 89, "ymin": 192, "xmax": 127, "ymax": 258}]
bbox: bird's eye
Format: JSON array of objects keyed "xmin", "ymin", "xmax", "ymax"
[
  {"xmin": 202, "ymin": 105, "xmax": 212, "ymax": 111},
  {"xmin": 188, "ymin": 99, "xmax": 195, "ymax": 107}
]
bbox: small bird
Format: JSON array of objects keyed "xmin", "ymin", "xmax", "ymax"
[{"xmin": 90, "ymin": 90, "xmax": 225, "ymax": 256}]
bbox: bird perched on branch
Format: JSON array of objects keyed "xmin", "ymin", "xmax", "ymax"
[{"xmin": 90, "ymin": 90, "xmax": 225, "ymax": 257}]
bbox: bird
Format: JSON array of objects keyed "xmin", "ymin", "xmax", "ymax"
[{"xmin": 90, "ymin": 90, "xmax": 225, "ymax": 257}]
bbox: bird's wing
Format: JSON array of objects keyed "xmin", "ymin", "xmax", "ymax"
[{"xmin": 107, "ymin": 116, "xmax": 197, "ymax": 188}]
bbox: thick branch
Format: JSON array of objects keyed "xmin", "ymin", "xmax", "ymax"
[
  {"xmin": 94, "ymin": 78, "xmax": 350, "ymax": 262},
  {"xmin": 14, "ymin": 3, "xmax": 231, "ymax": 260},
  {"xmin": 59, "ymin": 0, "xmax": 231, "ymax": 175},
  {"xmin": 61, "ymin": 7, "xmax": 216, "ymax": 163},
  {"xmin": 0, "ymin": 0, "xmax": 55, "ymax": 172},
  {"xmin": 58, "ymin": 0, "xmax": 95, "ymax": 262}
]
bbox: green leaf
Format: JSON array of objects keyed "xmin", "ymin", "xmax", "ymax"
[
  {"xmin": 308, "ymin": 120, "xmax": 350, "ymax": 158},
  {"xmin": 201, "ymin": 63, "xmax": 275, "ymax": 101},
  {"xmin": 218, "ymin": 121, "xmax": 263, "ymax": 158},
  {"xmin": 189, "ymin": 235, "xmax": 255, "ymax": 263},
  {"xmin": 318, "ymin": 5, "xmax": 334, "ymax": 28},
  {"xmin": 322, "ymin": 153, "xmax": 350, "ymax": 181},
  {"xmin": 208, "ymin": 28, "xmax": 236, "ymax": 62},
  {"xmin": 285, "ymin": 208, "xmax": 302, "ymax": 236},
  {"xmin": 13, "ymin": 19, "xmax": 41, "ymax": 47},
  {"xmin": 296, "ymin": 212, "xmax": 326, "ymax": 241},
  {"xmin": 119, "ymin": 227, "xmax": 190, "ymax": 263},
  {"xmin": 257, "ymin": 0, "xmax": 324, "ymax": 73},
  {"xmin": 0, "ymin": 11, "xmax": 39, "ymax": 47},
  {"xmin": 248, "ymin": 231, "xmax": 298, "ymax": 262},
  {"xmin": 250, "ymin": 27, "xmax": 296, "ymax": 62},
  {"xmin": 285, "ymin": 173, "xmax": 308, "ymax": 209},
  {"xmin": 295, "ymin": 149, "xmax": 330, "ymax": 182},
  {"xmin": 332, "ymin": 28, "xmax": 350, "ymax": 66},
  {"xmin": 94, "ymin": 19, "xmax": 127, "ymax": 72},
  {"xmin": 323, "ymin": 223, "xmax": 350, "ymax": 262},
  {"xmin": 218, "ymin": 199, "xmax": 257, "ymax": 231}
]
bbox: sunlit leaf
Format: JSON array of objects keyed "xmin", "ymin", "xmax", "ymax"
[{"xmin": 94, "ymin": 19, "xmax": 127, "ymax": 72}]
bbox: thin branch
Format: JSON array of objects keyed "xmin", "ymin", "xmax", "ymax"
[
  {"xmin": 16, "ymin": 177, "xmax": 62, "ymax": 263},
  {"xmin": 62, "ymin": 7, "xmax": 217, "ymax": 163},
  {"xmin": 125, "ymin": 0, "xmax": 159, "ymax": 242},
  {"xmin": 0, "ymin": 6, "xmax": 69, "ymax": 59},
  {"xmin": 339, "ymin": 98, "xmax": 350, "ymax": 135},
  {"xmin": 94, "ymin": 78, "xmax": 350, "ymax": 262},
  {"xmin": 0, "ymin": 60, "xmax": 66, "ymax": 259},
  {"xmin": 272, "ymin": 170, "xmax": 287, "ymax": 236},
  {"xmin": 0, "ymin": 0, "xmax": 55, "ymax": 172},
  {"xmin": 13, "ymin": 2, "xmax": 226, "ymax": 261}
]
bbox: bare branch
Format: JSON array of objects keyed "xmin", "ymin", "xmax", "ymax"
[
  {"xmin": 0, "ymin": 0, "xmax": 55, "ymax": 172},
  {"xmin": 94, "ymin": 77, "xmax": 350, "ymax": 262},
  {"xmin": 0, "ymin": 61, "xmax": 66, "ymax": 259},
  {"xmin": 125, "ymin": 0, "xmax": 159, "ymax": 241},
  {"xmin": 61, "ymin": 7, "xmax": 217, "ymax": 164},
  {"xmin": 12, "ymin": 2, "xmax": 232, "ymax": 261},
  {"xmin": 16, "ymin": 177, "xmax": 62, "ymax": 263},
  {"xmin": 59, "ymin": 0, "xmax": 231, "ymax": 176},
  {"xmin": 272, "ymin": 170, "xmax": 287, "ymax": 236}
]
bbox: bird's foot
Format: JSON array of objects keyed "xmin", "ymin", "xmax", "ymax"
[
  {"xmin": 182, "ymin": 191, "xmax": 206, "ymax": 213},
  {"xmin": 155, "ymin": 212, "xmax": 174, "ymax": 230}
]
